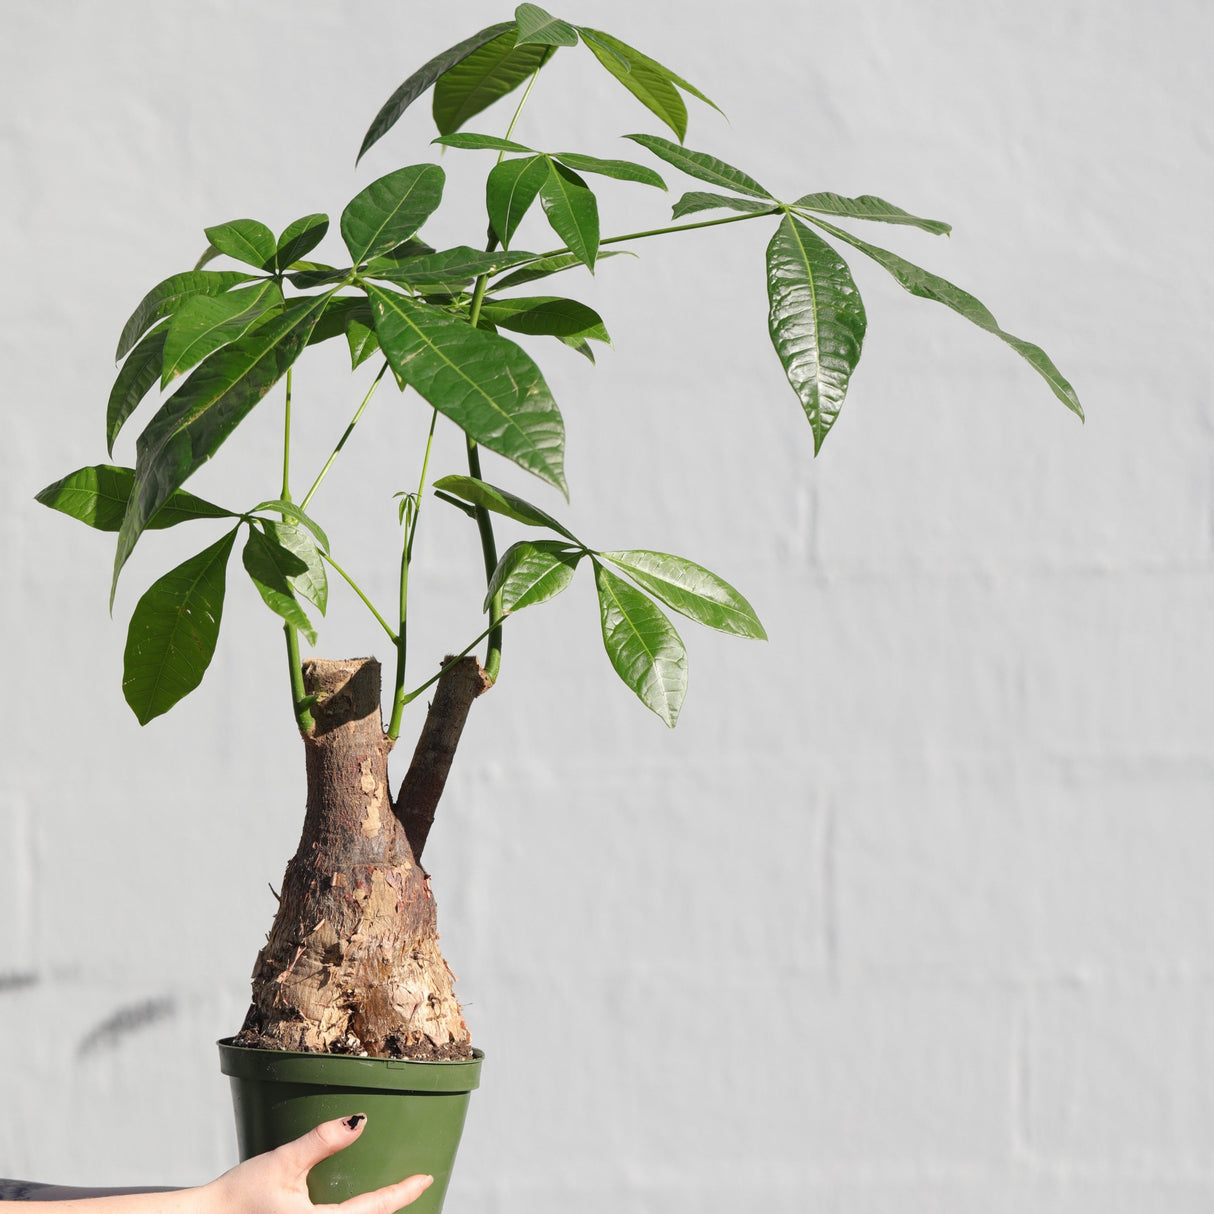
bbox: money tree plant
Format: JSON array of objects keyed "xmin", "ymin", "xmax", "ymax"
[{"xmin": 37, "ymin": 6, "xmax": 1082, "ymax": 1060}]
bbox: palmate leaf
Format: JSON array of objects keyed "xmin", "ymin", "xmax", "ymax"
[
  {"xmin": 793, "ymin": 192, "xmax": 951, "ymax": 236},
  {"xmin": 486, "ymin": 155, "xmax": 550, "ymax": 248},
  {"xmin": 242, "ymin": 525, "xmax": 317, "ymax": 645},
  {"xmin": 122, "ymin": 527, "xmax": 237, "ymax": 725},
  {"xmin": 579, "ymin": 27, "xmax": 720, "ymax": 142},
  {"xmin": 248, "ymin": 499, "xmax": 331, "ymax": 553},
  {"xmin": 433, "ymin": 132, "xmax": 535, "ymax": 153},
  {"xmin": 366, "ymin": 286, "xmax": 567, "ymax": 494},
  {"xmin": 204, "ymin": 218, "xmax": 277, "ymax": 270},
  {"xmin": 804, "ymin": 215, "xmax": 1085, "ymax": 420},
  {"xmin": 358, "ymin": 20, "xmax": 514, "ymax": 161},
  {"xmin": 625, "ymin": 133, "xmax": 772, "ymax": 199},
  {"xmin": 478, "ymin": 296, "xmax": 610, "ymax": 345},
  {"xmin": 766, "ymin": 213, "xmax": 867, "ymax": 453},
  {"xmin": 671, "ymin": 191, "xmax": 776, "ymax": 220},
  {"xmin": 160, "ymin": 279, "xmax": 283, "ymax": 386},
  {"xmin": 275, "ymin": 213, "xmax": 330, "ymax": 270},
  {"xmin": 538, "ymin": 160, "xmax": 598, "ymax": 269},
  {"xmin": 36, "ymin": 465, "xmax": 232, "ymax": 531},
  {"xmin": 261, "ymin": 520, "xmax": 327, "ymax": 613},
  {"xmin": 114, "ymin": 293, "xmax": 332, "ymax": 599},
  {"xmin": 433, "ymin": 28, "xmax": 554, "ymax": 137},
  {"xmin": 107, "ymin": 322, "xmax": 168, "ymax": 453},
  {"xmin": 116, "ymin": 270, "xmax": 256, "ymax": 360},
  {"xmin": 432, "ymin": 474, "xmax": 577, "ymax": 541},
  {"xmin": 340, "ymin": 164, "xmax": 445, "ymax": 265},
  {"xmin": 491, "ymin": 248, "xmax": 631, "ymax": 291},
  {"xmin": 365, "ymin": 245, "xmax": 538, "ymax": 293},
  {"xmin": 486, "ymin": 539, "xmax": 583, "ymax": 612},
  {"xmin": 599, "ymin": 550, "xmax": 766, "ymax": 639},
  {"xmin": 514, "ymin": 3, "xmax": 579, "ymax": 47},
  {"xmin": 552, "ymin": 152, "xmax": 666, "ymax": 190},
  {"xmin": 594, "ymin": 561, "xmax": 687, "ymax": 727}
]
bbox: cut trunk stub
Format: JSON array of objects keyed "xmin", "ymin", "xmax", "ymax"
[{"xmin": 238, "ymin": 657, "xmax": 471, "ymax": 1059}]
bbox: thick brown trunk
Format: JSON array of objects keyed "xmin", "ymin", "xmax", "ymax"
[{"xmin": 237, "ymin": 657, "xmax": 471, "ymax": 1059}]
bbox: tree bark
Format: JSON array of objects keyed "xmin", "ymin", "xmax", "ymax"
[{"xmin": 237, "ymin": 657, "xmax": 471, "ymax": 1059}]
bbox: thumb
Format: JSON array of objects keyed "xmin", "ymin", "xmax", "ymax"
[{"xmin": 280, "ymin": 1113, "xmax": 369, "ymax": 1174}]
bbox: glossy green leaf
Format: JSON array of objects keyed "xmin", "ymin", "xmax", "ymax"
[
  {"xmin": 248, "ymin": 499, "xmax": 331, "ymax": 553},
  {"xmin": 432, "ymin": 29, "xmax": 553, "ymax": 136},
  {"xmin": 242, "ymin": 525, "xmax": 317, "ymax": 645},
  {"xmin": 579, "ymin": 28, "xmax": 720, "ymax": 141},
  {"xmin": 114, "ymin": 294, "xmax": 332, "ymax": 597},
  {"xmin": 514, "ymin": 3, "xmax": 579, "ymax": 47},
  {"xmin": 563, "ymin": 337, "xmax": 595, "ymax": 363},
  {"xmin": 539, "ymin": 160, "xmax": 598, "ymax": 269},
  {"xmin": 346, "ymin": 307, "xmax": 380, "ymax": 368},
  {"xmin": 107, "ymin": 322, "xmax": 168, "ymax": 454},
  {"xmin": 160, "ymin": 280, "xmax": 283, "ymax": 386},
  {"xmin": 625, "ymin": 133, "xmax": 771, "ymax": 199},
  {"xmin": 766, "ymin": 213, "xmax": 867, "ymax": 453},
  {"xmin": 276, "ymin": 213, "xmax": 330, "ymax": 270},
  {"xmin": 793, "ymin": 192, "xmax": 951, "ymax": 236},
  {"xmin": 486, "ymin": 155, "xmax": 550, "ymax": 248},
  {"xmin": 553, "ymin": 152, "xmax": 665, "ymax": 189},
  {"xmin": 594, "ymin": 561, "xmax": 686, "ymax": 727},
  {"xmin": 122, "ymin": 528, "xmax": 237, "ymax": 725},
  {"xmin": 286, "ymin": 262, "xmax": 350, "ymax": 289},
  {"xmin": 491, "ymin": 248, "xmax": 630, "ymax": 291},
  {"xmin": 340, "ymin": 164, "xmax": 445, "ymax": 265},
  {"xmin": 485, "ymin": 539, "xmax": 582, "ymax": 612},
  {"xmin": 599, "ymin": 550, "xmax": 765, "ymax": 639},
  {"xmin": 367, "ymin": 286, "xmax": 566, "ymax": 494},
  {"xmin": 366, "ymin": 245, "xmax": 537, "ymax": 292},
  {"xmin": 432, "ymin": 474, "xmax": 577, "ymax": 540},
  {"xmin": 671, "ymin": 191, "xmax": 776, "ymax": 219},
  {"xmin": 262, "ymin": 520, "xmax": 327, "ymax": 613},
  {"xmin": 116, "ymin": 271, "xmax": 256, "ymax": 360},
  {"xmin": 358, "ymin": 20, "xmax": 515, "ymax": 161},
  {"xmin": 433, "ymin": 132, "xmax": 535, "ymax": 153},
  {"xmin": 479, "ymin": 296, "xmax": 609, "ymax": 344},
  {"xmin": 804, "ymin": 217, "xmax": 1085, "ymax": 420},
  {"xmin": 36, "ymin": 465, "xmax": 232, "ymax": 532},
  {"xmin": 204, "ymin": 218, "xmax": 276, "ymax": 270}
]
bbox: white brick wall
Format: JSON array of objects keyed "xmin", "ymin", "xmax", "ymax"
[{"xmin": 2, "ymin": 1, "xmax": 1211, "ymax": 1209}]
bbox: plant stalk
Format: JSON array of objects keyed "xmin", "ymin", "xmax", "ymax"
[{"xmin": 300, "ymin": 361, "xmax": 389, "ymax": 512}]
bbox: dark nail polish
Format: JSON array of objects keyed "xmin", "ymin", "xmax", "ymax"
[{"xmin": 344, "ymin": 1114, "xmax": 366, "ymax": 1130}]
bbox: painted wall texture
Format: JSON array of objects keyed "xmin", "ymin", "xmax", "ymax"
[{"xmin": 2, "ymin": 1, "xmax": 1211, "ymax": 1210}]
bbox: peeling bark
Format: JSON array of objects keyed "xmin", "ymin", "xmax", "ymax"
[{"xmin": 237, "ymin": 658, "xmax": 471, "ymax": 1059}]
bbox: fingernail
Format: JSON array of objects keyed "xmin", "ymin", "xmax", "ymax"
[
  {"xmin": 421, "ymin": 1176, "xmax": 434, "ymax": 1190},
  {"xmin": 344, "ymin": 1114, "xmax": 366, "ymax": 1130}
]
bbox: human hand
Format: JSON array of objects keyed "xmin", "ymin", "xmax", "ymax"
[{"xmin": 201, "ymin": 1114, "xmax": 433, "ymax": 1214}]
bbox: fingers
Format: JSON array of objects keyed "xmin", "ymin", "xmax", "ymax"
[
  {"xmin": 278, "ymin": 1112, "xmax": 369, "ymax": 1174},
  {"xmin": 335, "ymin": 1173, "xmax": 434, "ymax": 1214}
]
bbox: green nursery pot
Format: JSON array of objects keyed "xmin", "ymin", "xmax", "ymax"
[{"xmin": 217, "ymin": 1038, "xmax": 482, "ymax": 1213}]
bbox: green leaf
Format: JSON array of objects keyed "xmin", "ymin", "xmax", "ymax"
[
  {"xmin": 486, "ymin": 155, "xmax": 550, "ymax": 248},
  {"xmin": 276, "ymin": 213, "xmax": 330, "ymax": 270},
  {"xmin": 247, "ymin": 499, "xmax": 331, "ymax": 553},
  {"xmin": 366, "ymin": 245, "xmax": 537, "ymax": 293},
  {"xmin": 486, "ymin": 538, "xmax": 582, "ymax": 612},
  {"xmin": 36, "ymin": 465, "xmax": 232, "ymax": 532},
  {"xmin": 358, "ymin": 20, "xmax": 515, "ymax": 162},
  {"xmin": 539, "ymin": 160, "xmax": 598, "ymax": 270},
  {"xmin": 286, "ymin": 262, "xmax": 350, "ymax": 290},
  {"xmin": 553, "ymin": 152, "xmax": 665, "ymax": 189},
  {"xmin": 116, "ymin": 270, "xmax": 256, "ymax": 360},
  {"xmin": 491, "ymin": 248, "xmax": 630, "ymax": 291},
  {"xmin": 594, "ymin": 561, "xmax": 686, "ymax": 727},
  {"xmin": 793, "ymin": 192, "xmax": 951, "ymax": 236},
  {"xmin": 341, "ymin": 164, "xmax": 445, "ymax": 265},
  {"xmin": 514, "ymin": 3, "xmax": 579, "ymax": 47},
  {"xmin": 802, "ymin": 215, "xmax": 1084, "ymax": 420},
  {"xmin": 346, "ymin": 306, "xmax": 380, "ymax": 368},
  {"xmin": 563, "ymin": 337, "xmax": 595, "ymax": 363},
  {"xmin": 107, "ymin": 322, "xmax": 168, "ymax": 454},
  {"xmin": 204, "ymin": 218, "xmax": 277, "ymax": 270},
  {"xmin": 433, "ymin": 132, "xmax": 535, "ymax": 153},
  {"xmin": 479, "ymin": 295, "xmax": 609, "ymax": 344},
  {"xmin": 114, "ymin": 294, "xmax": 332, "ymax": 597},
  {"xmin": 624, "ymin": 133, "xmax": 772, "ymax": 199},
  {"xmin": 432, "ymin": 28, "xmax": 553, "ymax": 137},
  {"xmin": 262, "ymin": 520, "xmax": 327, "ymax": 612},
  {"xmin": 242, "ymin": 525, "xmax": 317, "ymax": 645},
  {"xmin": 578, "ymin": 28, "xmax": 720, "ymax": 141},
  {"xmin": 599, "ymin": 550, "xmax": 765, "ymax": 639},
  {"xmin": 671, "ymin": 191, "xmax": 776, "ymax": 219},
  {"xmin": 122, "ymin": 528, "xmax": 237, "ymax": 725},
  {"xmin": 367, "ymin": 286, "xmax": 567, "ymax": 494},
  {"xmin": 432, "ymin": 473, "xmax": 577, "ymax": 540},
  {"xmin": 303, "ymin": 296, "xmax": 369, "ymax": 351},
  {"xmin": 767, "ymin": 213, "xmax": 867, "ymax": 453},
  {"xmin": 160, "ymin": 279, "xmax": 284, "ymax": 386}
]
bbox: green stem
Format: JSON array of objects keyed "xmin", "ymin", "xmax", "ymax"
[
  {"xmin": 299, "ymin": 360, "xmax": 389, "ymax": 512},
  {"xmin": 320, "ymin": 550, "xmax": 398, "ymax": 642},
  {"xmin": 281, "ymin": 367, "xmax": 294, "ymax": 502},
  {"xmin": 466, "ymin": 438, "xmax": 503, "ymax": 681},
  {"xmin": 387, "ymin": 408, "xmax": 439, "ymax": 742},
  {"xmin": 284, "ymin": 621, "xmax": 313, "ymax": 732},
  {"xmin": 399, "ymin": 621, "xmax": 499, "ymax": 708}
]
